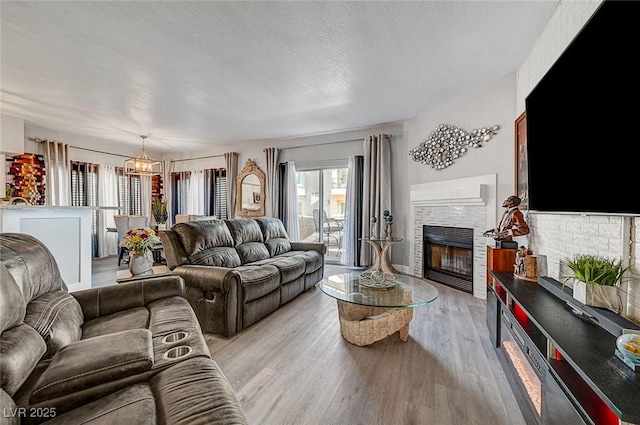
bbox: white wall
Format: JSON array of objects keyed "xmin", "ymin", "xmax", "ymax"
[
  {"xmin": 11, "ymin": 1, "xmax": 637, "ymax": 321},
  {"xmin": 1, "ymin": 114, "xmax": 25, "ymax": 155},
  {"xmin": 15, "ymin": 75, "xmax": 517, "ymax": 272},
  {"xmin": 166, "ymin": 123, "xmax": 402, "ymax": 171},
  {"xmin": 405, "ymin": 73, "xmax": 516, "ymax": 199},
  {"xmin": 21, "ymin": 120, "xmax": 405, "ymax": 237},
  {"xmin": 1, "ymin": 115, "xmax": 26, "ymax": 196},
  {"xmin": 401, "ymin": 73, "xmax": 517, "ymax": 266},
  {"xmin": 517, "ymin": 1, "xmax": 601, "ymax": 114},
  {"xmin": 164, "ymin": 123, "xmax": 405, "ymax": 229},
  {"xmin": 398, "ymin": 0, "xmax": 637, "ymax": 322}
]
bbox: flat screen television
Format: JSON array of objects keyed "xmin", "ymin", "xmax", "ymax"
[{"xmin": 525, "ymin": 0, "xmax": 640, "ymax": 216}]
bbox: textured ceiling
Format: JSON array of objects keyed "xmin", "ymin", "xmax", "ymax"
[{"xmin": 1, "ymin": 1, "xmax": 558, "ymax": 153}]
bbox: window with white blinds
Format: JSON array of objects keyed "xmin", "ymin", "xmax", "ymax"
[
  {"xmin": 205, "ymin": 168, "xmax": 227, "ymax": 220},
  {"xmin": 116, "ymin": 168, "xmax": 142, "ymax": 215},
  {"xmin": 69, "ymin": 165, "xmax": 144, "ymax": 258},
  {"xmin": 70, "ymin": 161, "xmax": 98, "ymax": 257},
  {"xmin": 171, "ymin": 168, "xmax": 227, "ymax": 221},
  {"xmin": 170, "ymin": 171, "xmax": 190, "ymax": 223}
]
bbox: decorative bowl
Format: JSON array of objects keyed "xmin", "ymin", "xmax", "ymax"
[
  {"xmin": 616, "ymin": 333, "xmax": 640, "ymax": 363},
  {"xmin": 359, "ymin": 272, "xmax": 395, "ymax": 290}
]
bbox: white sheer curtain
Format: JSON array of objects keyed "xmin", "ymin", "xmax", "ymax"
[
  {"xmin": 188, "ymin": 170, "xmax": 205, "ymax": 214},
  {"xmin": 140, "ymin": 175, "xmax": 152, "ymax": 222},
  {"xmin": 361, "ymin": 134, "xmax": 392, "ymax": 266},
  {"xmin": 341, "ymin": 156, "xmax": 357, "ymax": 266},
  {"xmin": 43, "ymin": 140, "xmax": 70, "ymax": 205},
  {"xmin": 98, "ymin": 165, "xmax": 119, "ymax": 257},
  {"xmin": 285, "ymin": 161, "xmax": 300, "ymax": 241}
]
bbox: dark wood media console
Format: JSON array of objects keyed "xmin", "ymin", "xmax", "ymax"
[{"xmin": 487, "ymin": 271, "xmax": 640, "ymax": 425}]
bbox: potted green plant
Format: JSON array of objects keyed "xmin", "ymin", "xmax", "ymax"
[
  {"xmin": 562, "ymin": 254, "xmax": 628, "ymax": 313},
  {"xmin": 152, "ymin": 200, "xmax": 168, "ymax": 229}
]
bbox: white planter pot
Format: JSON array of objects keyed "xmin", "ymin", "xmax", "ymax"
[
  {"xmin": 572, "ymin": 280, "xmax": 622, "ymax": 313},
  {"xmin": 129, "ymin": 251, "xmax": 154, "ymax": 275}
]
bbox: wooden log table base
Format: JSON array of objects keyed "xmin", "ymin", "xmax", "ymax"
[{"xmin": 336, "ymin": 300, "xmax": 413, "ymax": 346}]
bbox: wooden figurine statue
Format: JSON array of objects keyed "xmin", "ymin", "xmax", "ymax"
[{"xmin": 484, "ymin": 195, "xmax": 530, "ymax": 241}]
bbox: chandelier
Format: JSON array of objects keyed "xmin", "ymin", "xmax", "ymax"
[{"xmin": 124, "ymin": 135, "xmax": 161, "ymax": 176}]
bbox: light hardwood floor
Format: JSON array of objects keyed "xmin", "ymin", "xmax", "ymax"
[
  {"xmin": 91, "ymin": 255, "xmax": 129, "ymax": 287},
  {"xmin": 92, "ymin": 258, "xmax": 527, "ymax": 425}
]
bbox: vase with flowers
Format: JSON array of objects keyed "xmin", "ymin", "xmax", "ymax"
[{"xmin": 120, "ymin": 227, "xmax": 161, "ymax": 275}]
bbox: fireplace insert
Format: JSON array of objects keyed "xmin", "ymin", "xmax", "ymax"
[{"xmin": 423, "ymin": 225, "xmax": 473, "ymax": 293}]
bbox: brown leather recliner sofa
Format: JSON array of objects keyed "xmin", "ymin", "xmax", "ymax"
[
  {"xmin": 159, "ymin": 217, "xmax": 326, "ymax": 337},
  {"xmin": 0, "ymin": 233, "xmax": 248, "ymax": 425}
]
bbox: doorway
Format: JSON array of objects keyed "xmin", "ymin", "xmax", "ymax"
[{"xmin": 296, "ymin": 167, "xmax": 347, "ymax": 263}]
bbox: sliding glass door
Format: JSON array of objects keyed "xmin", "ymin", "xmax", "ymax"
[{"xmin": 296, "ymin": 167, "xmax": 348, "ymax": 263}]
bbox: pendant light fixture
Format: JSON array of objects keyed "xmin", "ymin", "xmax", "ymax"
[{"xmin": 124, "ymin": 135, "xmax": 161, "ymax": 176}]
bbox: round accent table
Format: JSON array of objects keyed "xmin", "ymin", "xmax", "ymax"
[
  {"xmin": 319, "ymin": 272, "xmax": 438, "ymax": 346},
  {"xmin": 360, "ymin": 237, "xmax": 403, "ymax": 275}
]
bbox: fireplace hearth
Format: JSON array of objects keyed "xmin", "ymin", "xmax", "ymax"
[{"xmin": 423, "ymin": 225, "xmax": 473, "ymax": 293}]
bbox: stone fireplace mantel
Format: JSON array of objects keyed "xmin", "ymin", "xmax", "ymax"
[{"xmin": 409, "ymin": 174, "xmax": 497, "ymax": 299}]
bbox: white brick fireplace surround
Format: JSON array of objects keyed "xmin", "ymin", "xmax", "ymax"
[{"xmin": 410, "ymin": 174, "xmax": 498, "ymax": 300}]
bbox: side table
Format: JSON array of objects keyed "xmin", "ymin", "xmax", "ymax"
[
  {"xmin": 116, "ymin": 265, "xmax": 171, "ymax": 283},
  {"xmin": 360, "ymin": 237, "xmax": 403, "ymax": 275}
]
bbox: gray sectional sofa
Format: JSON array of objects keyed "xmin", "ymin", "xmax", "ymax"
[
  {"xmin": 0, "ymin": 233, "xmax": 248, "ymax": 425},
  {"xmin": 159, "ymin": 217, "xmax": 326, "ymax": 337}
]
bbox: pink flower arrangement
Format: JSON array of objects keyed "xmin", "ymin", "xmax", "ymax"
[{"xmin": 120, "ymin": 227, "xmax": 161, "ymax": 256}]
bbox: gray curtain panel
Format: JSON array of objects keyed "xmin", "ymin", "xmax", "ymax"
[
  {"xmin": 263, "ymin": 147, "xmax": 279, "ymax": 217},
  {"xmin": 284, "ymin": 161, "xmax": 300, "ymax": 241},
  {"xmin": 224, "ymin": 152, "xmax": 238, "ymax": 219},
  {"xmin": 361, "ymin": 134, "xmax": 392, "ymax": 266},
  {"xmin": 340, "ymin": 155, "xmax": 364, "ymax": 267}
]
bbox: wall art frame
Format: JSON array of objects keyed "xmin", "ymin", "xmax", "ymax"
[{"xmin": 514, "ymin": 111, "xmax": 528, "ymax": 209}]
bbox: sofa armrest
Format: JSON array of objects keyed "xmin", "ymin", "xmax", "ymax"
[
  {"xmin": 72, "ymin": 276, "xmax": 185, "ymax": 321},
  {"xmin": 290, "ymin": 241, "xmax": 327, "ymax": 255},
  {"xmin": 30, "ymin": 329, "xmax": 153, "ymax": 404},
  {"xmin": 171, "ymin": 265, "xmax": 241, "ymax": 293},
  {"xmin": 171, "ymin": 266, "xmax": 242, "ymax": 337}
]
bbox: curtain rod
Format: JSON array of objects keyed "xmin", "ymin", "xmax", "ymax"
[
  {"xmin": 30, "ymin": 137, "xmax": 223, "ymax": 162},
  {"xmin": 29, "ymin": 137, "xmax": 132, "ymax": 159},
  {"xmin": 30, "ymin": 134, "xmax": 386, "ymax": 161},
  {"xmin": 170, "ymin": 154, "xmax": 225, "ymax": 163},
  {"xmin": 279, "ymin": 138, "xmax": 364, "ymax": 151}
]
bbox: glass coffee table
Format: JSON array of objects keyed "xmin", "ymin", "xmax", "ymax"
[{"xmin": 319, "ymin": 272, "xmax": 438, "ymax": 346}]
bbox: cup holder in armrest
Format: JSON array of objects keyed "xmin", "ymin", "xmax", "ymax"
[
  {"xmin": 163, "ymin": 345, "xmax": 192, "ymax": 360},
  {"xmin": 162, "ymin": 331, "xmax": 189, "ymax": 344}
]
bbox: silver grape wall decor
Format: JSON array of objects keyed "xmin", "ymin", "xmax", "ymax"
[{"xmin": 409, "ymin": 123, "xmax": 500, "ymax": 170}]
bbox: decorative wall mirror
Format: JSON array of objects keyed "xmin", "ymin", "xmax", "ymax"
[{"xmin": 236, "ymin": 159, "xmax": 266, "ymax": 217}]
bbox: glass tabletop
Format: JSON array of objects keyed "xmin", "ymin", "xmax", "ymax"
[{"xmin": 319, "ymin": 272, "xmax": 438, "ymax": 308}]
